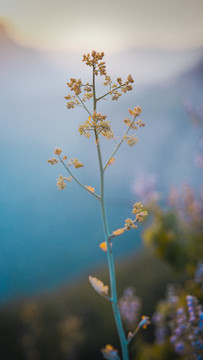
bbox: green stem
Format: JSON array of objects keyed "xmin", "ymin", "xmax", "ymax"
[
  {"xmin": 77, "ymin": 95, "xmax": 92, "ymax": 117},
  {"xmin": 96, "ymin": 84, "xmax": 123, "ymax": 102},
  {"xmin": 93, "ymin": 67, "xmax": 129, "ymax": 360},
  {"xmin": 104, "ymin": 115, "xmax": 136, "ymax": 171}
]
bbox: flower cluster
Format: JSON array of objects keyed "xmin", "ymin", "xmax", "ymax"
[
  {"xmin": 124, "ymin": 218, "xmax": 138, "ymax": 230},
  {"xmin": 170, "ymin": 295, "xmax": 203, "ymax": 359},
  {"xmin": 112, "ymin": 202, "xmax": 147, "ymax": 237},
  {"xmin": 132, "ymin": 201, "xmax": 148, "ymax": 222},
  {"xmin": 131, "ymin": 171, "xmax": 159, "ymax": 205},
  {"xmin": 79, "ymin": 112, "xmax": 113, "ymax": 139},
  {"xmin": 65, "ymin": 78, "xmax": 93, "ymax": 108},
  {"xmin": 168, "ymin": 183, "xmax": 203, "ymax": 226},
  {"xmin": 122, "ymin": 106, "xmax": 144, "ymax": 147},
  {"xmin": 65, "ymin": 95, "xmax": 80, "ymax": 109},
  {"xmin": 56, "ymin": 175, "xmax": 72, "ymax": 190},
  {"xmin": 102, "ymin": 74, "xmax": 134, "ymax": 102},
  {"xmin": 152, "ymin": 312, "xmax": 168, "ymax": 344},
  {"xmin": 47, "ymin": 158, "xmax": 58, "ymax": 165},
  {"xmin": 48, "ymin": 148, "xmax": 85, "ymax": 190},
  {"xmin": 152, "ymin": 285, "xmax": 179, "ymax": 345},
  {"xmin": 82, "ymin": 50, "xmax": 106, "ymax": 76},
  {"xmin": 194, "ymin": 262, "xmax": 203, "ymax": 291},
  {"xmin": 128, "ymin": 106, "xmax": 142, "ymax": 117},
  {"xmin": 68, "ymin": 158, "xmax": 84, "ymax": 169},
  {"xmin": 67, "ymin": 78, "xmax": 82, "ymax": 95},
  {"xmin": 119, "ymin": 288, "xmax": 141, "ymax": 328},
  {"xmin": 123, "ymin": 134, "xmax": 138, "ymax": 147}
]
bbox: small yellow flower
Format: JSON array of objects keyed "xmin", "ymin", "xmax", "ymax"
[
  {"xmin": 47, "ymin": 158, "xmax": 58, "ymax": 165},
  {"xmin": 125, "ymin": 218, "xmax": 138, "ymax": 230},
  {"xmin": 73, "ymin": 158, "xmax": 84, "ymax": 169},
  {"xmin": 56, "ymin": 175, "xmax": 72, "ymax": 190},
  {"xmin": 123, "ymin": 135, "xmax": 138, "ymax": 147},
  {"xmin": 127, "ymin": 74, "xmax": 134, "ymax": 83},
  {"xmin": 63, "ymin": 155, "xmax": 67, "ymax": 160},
  {"xmin": 136, "ymin": 119, "xmax": 145, "ymax": 127},
  {"xmin": 113, "ymin": 228, "xmax": 125, "ymax": 236},
  {"xmin": 123, "ymin": 118, "xmax": 131, "ymax": 126},
  {"xmin": 54, "ymin": 148, "xmax": 62, "ymax": 155},
  {"xmin": 132, "ymin": 201, "xmax": 143, "ymax": 214},
  {"xmin": 128, "ymin": 106, "xmax": 142, "ymax": 117},
  {"xmin": 86, "ymin": 186, "xmax": 95, "ymax": 193}
]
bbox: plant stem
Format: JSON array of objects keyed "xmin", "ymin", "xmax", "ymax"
[
  {"xmin": 104, "ymin": 115, "xmax": 137, "ymax": 171},
  {"xmin": 96, "ymin": 84, "xmax": 123, "ymax": 102},
  {"xmin": 93, "ymin": 65, "xmax": 129, "ymax": 360}
]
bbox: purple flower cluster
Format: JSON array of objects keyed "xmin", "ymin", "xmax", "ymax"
[
  {"xmin": 195, "ymin": 262, "xmax": 203, "ymax": 291},
  {"xmin": 119, "ymin": 287, "xmax": 141, "ymax": 328},
  {"xmin": 170, "ymin": 295, "xmax": 203, "ymax": 359},
  {"xmin": 131, "ymin": 171, "xmax": 159, "ymax": 205},
  {"xmin": 184, "ymin": 99, "xmax": 203, "ymax": 125},
  {"xmin": 153, "ymin": 285, "xmax": 178, "ymax": 344},
  {"xmin": 152, "ymin": 312, "xmax": 168, "ymax": 344}
]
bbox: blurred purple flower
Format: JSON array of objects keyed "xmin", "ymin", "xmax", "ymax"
[
  {"xmin": 194, "ymin": 152, "xmax": 203, "ymax": 170},
  {"xmin": 170, "ymin": 296, "xmax": 203, "ymax": 359},
  {"xmin": 184, "ymin": 98, "xmax": 203, "ymax": 125},
  {"xmin": 194, "ymin": 262, "xmax": 203, "ymax": 290},
  {"xmin": 131, "ymin": 171, "xmax": 159, "ymax": 205},
  {"xmin": 119, "ymin": 287, "xmax": 141, "ymax": 328}
]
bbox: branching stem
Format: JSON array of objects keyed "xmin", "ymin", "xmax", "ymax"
[
  {"xmin": 96, "ymin": 84, "xmax": 123, "ymax": 102},
  {"xmin": 93, "ymin": 66, "xmax": 129, "ymax": 360},
  {"xmin": 59, "ymin": 156, "xmax": 100, "ymax": 200},
  {"xmin": 104, "ymin": 115, "xmax": 137, "ymax": 171}
]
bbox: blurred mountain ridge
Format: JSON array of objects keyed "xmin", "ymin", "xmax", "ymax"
[{"xmin": 1, "ymin": 20, "xmax": 203, "ymax": 85}]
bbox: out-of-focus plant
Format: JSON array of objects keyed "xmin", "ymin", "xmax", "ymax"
[
  {"xmin": 131, "ymin": 115, "xmax": 203, "ymax": 359},
  {"xmin": 130, "ymin": 175, "xmax": 203, "ymax": 359},
  {"xmin": 48, "ymin": 51, "xmax": 150, "ymax": 360},
  {"xmin": 150, "ymin": 278, "xmax": 203, "ymax": 360},
  {"xmin": 138, "ymin": 181, "xmax": 203, "ymax": 273},
  {"xmin": 184, "ymin": 98, "xmax": 203, "ymax": 171}
]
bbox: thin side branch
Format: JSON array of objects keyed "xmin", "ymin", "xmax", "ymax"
[
  {"xmin": 59, "ymin": 156, "xmax": 100, "ymax": 200},
  {"xmin": 104, "ymin": 115, "xmax": 137, "ymax": 171},
  {"xmin": 96, "ymin": 84, "xmax": 123, "ymax": 102}
]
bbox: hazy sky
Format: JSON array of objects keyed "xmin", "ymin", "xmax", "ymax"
[{"xmin": 1, "ymin": 0, "xmax": 203, "ymax": 53}]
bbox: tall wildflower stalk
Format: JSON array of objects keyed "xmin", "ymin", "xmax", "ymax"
[{"xmin": 48, "ymin": 51, "xmax": 150, "ymax": 360}]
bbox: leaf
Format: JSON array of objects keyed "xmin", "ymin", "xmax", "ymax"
[
  {"xmin": 89, "ymin": 276, "xmax": 109, "ymax": 296},
  {"xmin": 113, "ymin": 228, "xmax": 125, "ymax": 236},
  {"xmin": 107, "ymin": 157, "xmax": 116, "ymax": 167},
  {"xmin": 99, "ymin": 242, "xmax": 107, "ymax": 252}
]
